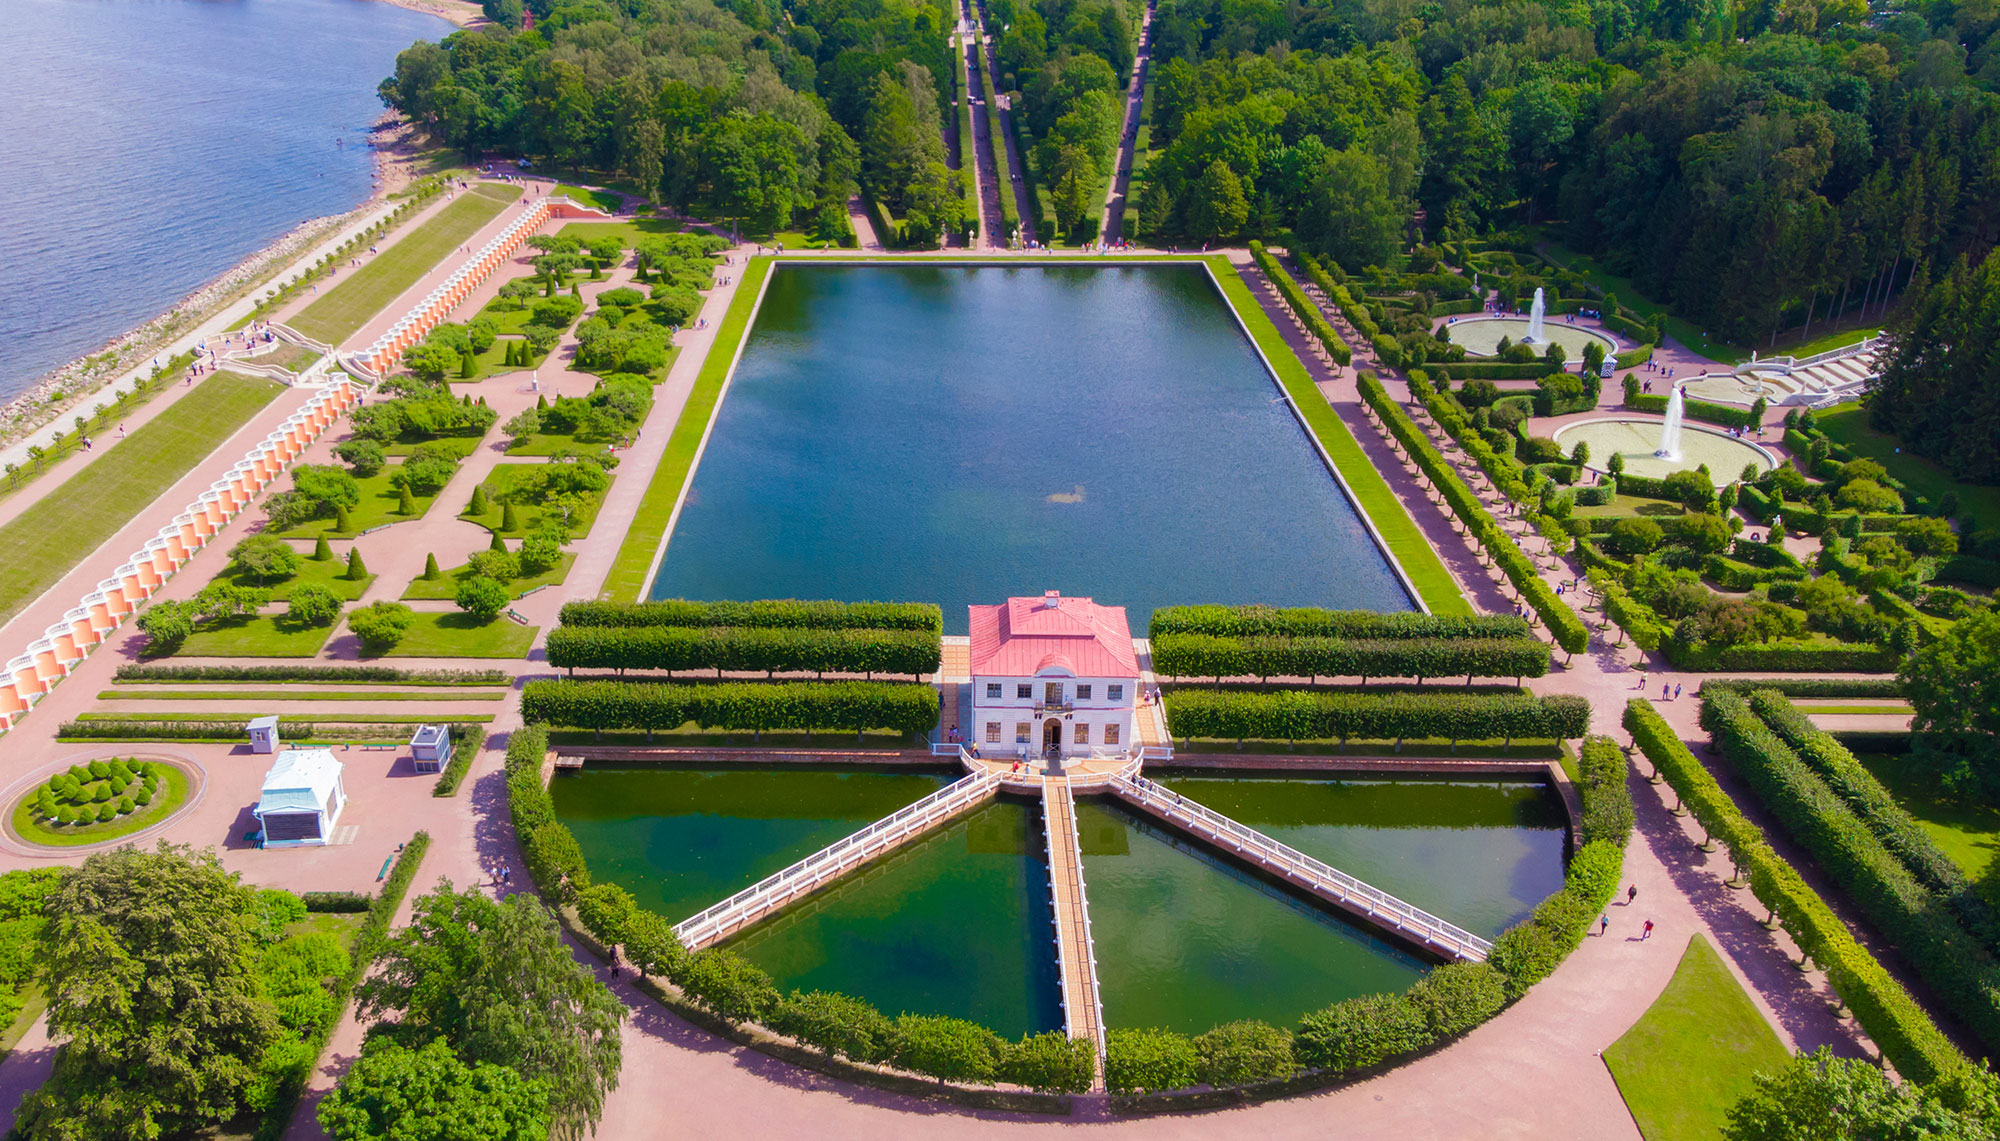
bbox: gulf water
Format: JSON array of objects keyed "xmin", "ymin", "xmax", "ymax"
[{"xmin": 0, "ymin": 0, "xmax": 449, "ymax": 398}]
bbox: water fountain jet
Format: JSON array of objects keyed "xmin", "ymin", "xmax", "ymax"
[
  {"xmin": 1654, "ymin": 382, "xmax": 1686, "ymax": 462},
  {"xmin": 1522, "ymin": 288, "xmax": 1547, "ymax": 345}
]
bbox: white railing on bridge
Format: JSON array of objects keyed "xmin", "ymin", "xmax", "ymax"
[
  {"xmin": 673, "ymin": 770, "xmax": 1000, "ymax": 949},
  {"xmin": 1045, "ymin": 781, "xmax": 1106, "ymax": 1063},
  {"xmin": 1110, "ymin": 774, "xmax": 1492, "ymax": 961}
]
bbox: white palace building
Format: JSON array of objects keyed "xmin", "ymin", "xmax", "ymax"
[{"xmin": 968, "ymin": 591, "xmax": 1140, "ymax": 759}]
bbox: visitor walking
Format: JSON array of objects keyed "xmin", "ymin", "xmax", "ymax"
[
  {"xmin": 1642, "ymin": 919, "xmax": 1654, "ymax": 940},
  {"xmin": 1599, "ymin": 914, "xmax": 1609, "ymax": 937},
  {"xmin": 1673, "ymin": 683, "xmax": 1682, "ymax": 700},
  {"xmin": 1627, "ymin": 884, "xmax": 1638, "ymax": 905}
]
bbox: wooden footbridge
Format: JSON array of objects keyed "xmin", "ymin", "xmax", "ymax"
[
  {"xmin": 673, "ymin": 770, "xmax": 1001, "ymax": 950},
  {"xmin": 1041, "ymin": 778, "xmax": 1106, "ymax": 1088},
  {"xmin": 1109, "ymin": 773, "xmax": 1493, "ymax": 962}
]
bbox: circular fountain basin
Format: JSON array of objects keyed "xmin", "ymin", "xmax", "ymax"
[
  {"xmin": 1553, "ymin": 418, "xmax": 1774, "ymax": 487},
  {"xmin": 1445, "ymin": 318, "xmax": 1617, "ymax": 360}
]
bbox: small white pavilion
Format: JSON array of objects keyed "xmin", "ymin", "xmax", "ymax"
[
  {"xmin": 969, "ymin": 591, "xmax": 1139, "ymax": 759},
  {"xmin": 254, "ymin": 749, "xmax": 347, "ymax": 848}
]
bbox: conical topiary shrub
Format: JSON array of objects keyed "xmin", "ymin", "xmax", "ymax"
[
  {"xmin": 468, "ymin": 485, "xmax": 489, "ymax": 517},
  {"xmin": 346, "ymin": 548, "xmax": 368, "ymax": 580},
  {"xmin": 489, "ymin": 530, "xmax": 508, "ymax": 553},
  {"xmin": 500, "ymin": 502, "xmax": 521, "ymax": 533},
  {"xmin": 312, "ymin": 535, "xmax": 333, "ymax": 561},
  {"xmin": 398, "ymin": 486, "xmax": 417, "ymax": 515},
  {"xmin": 423, "ymin": 553, "xmax": 442, "ymax": 580},
  {"xmin": 333, "ymin": 503, "xmax": 353, "ymax": 534}
]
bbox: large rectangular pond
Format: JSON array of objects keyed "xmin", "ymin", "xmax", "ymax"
[{"xmin": 650, "ymin": 264, "xmax": 1414, "ymax": 631}]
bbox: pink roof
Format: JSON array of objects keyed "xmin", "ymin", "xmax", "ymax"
[{"xmin": 968, "ymin": 592, "xmax": 1138, "ymax": 679}]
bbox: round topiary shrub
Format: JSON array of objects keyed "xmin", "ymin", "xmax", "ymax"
[
  {"xmin": 87, "ymin": 760, "xmax": 109, "ymax": 780},
  {"xmin": 92, "ymin": 784, "xmax": 113, "ymax": 804},
  {"xmin": 109, "ymin": 762, "xmax": 132, "ymax": 786},
  {"xmin": 136, "ymin": 787, "xmax": 153, "ymax": 807},
  {"xmin": 95, "ymin": 803, "xmax": 116, "ymax": 823},
  {"xmin": 116, "ymin": 797, "xmax": 135, "ymax": 816}
]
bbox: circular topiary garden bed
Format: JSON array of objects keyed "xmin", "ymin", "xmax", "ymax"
[{"xmin": 10, "ymin": 757, "xmax": 193, "ymax": 847}]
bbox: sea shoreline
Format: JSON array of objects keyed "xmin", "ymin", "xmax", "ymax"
[
  {"xmin": 0, "ymin": 110, "xmax": 447, "ymax": 453},
  {"xmin": 371, "ymin": 0, "xmax": 484, "ymax": 29}
]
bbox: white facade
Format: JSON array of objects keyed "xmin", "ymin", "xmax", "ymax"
[{"xmin": 970, "ymin": 669, "xmax": 1137, "ymax": 758}]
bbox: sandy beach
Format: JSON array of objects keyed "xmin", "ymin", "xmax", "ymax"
[{"xmin": 372, "ymin": 0, "xmax": 485, "ymax": 29}]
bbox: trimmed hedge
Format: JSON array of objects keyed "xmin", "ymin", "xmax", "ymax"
[
  {"xmin": 1164, "ymin": 688, "xmax": 1590, "ymax": 744},
  {"xmin": 1613, "ymin": 344, "xmax": 1654, "ymax": 369},
  {"xmin": 1248, "ymin": 242, "xmax": 1351, "ymax": 366},
  {"xmin": 1357, "ymin": 371, "xmax": 1589, "ymax": 655},
  {"xmin": 1699, "ymin": 689, "xmax": 2000, "ymax": 1058},
  {"xmin": 1576, "ymin": 736, "xmax": 1634, "ymax": 847},
  {"xmin": 1700, "ymin": 677, "xmax": 1902, "ymax": 699},
  {"xmin": 1151, "ymin": 633, "xmax": 1549, "ymax": 683},
  {"xmin": 1661, "ymin": 639, "xmax": 1893, "ymax": 672},
  {"xmin": 1151, "ymin": 606, "xmax": 1528, "ymax": 640},
  {"xmin": 1433, "ymin": 361, "xmax": 1559, "ymax": 381},
  {"xmin": 300, "ymin": 891, "xmax": 371, "ymax": 913},
  {"xmin": 546, "ymin": 625, "xmax": 942, "ymax": 678},
  {"xmin": 520, "ymin": 679, "xmax": 941, "ymax": 736},
  {"xmin": 1746, "ymin": 690, "xmax": 1999, "ymax": 946},
  {"xmin": 430, "ymin": 725, "xmax": 486, "ymax": 798},
  {"xmin": 56, "ymin": 719, "xmax": 405, "ymax": 742},
  {"xmin": 556, "ymin": 599, "xmax": 942, "ymax": 633},
  {"xmin": 111, "ymin": 664, "xmax": 506, "ymax": 685},
  {"xmin": 1295, "ymin": 250, "xmax": 1378, "ymax": 340},
  {"xmin": 1622, "ymin": 387, "xmax": 1760, "ymax": 430},
  {"xmin": 1623, "ymin": 698, "xmax": 1966, "ymax": 1085}
]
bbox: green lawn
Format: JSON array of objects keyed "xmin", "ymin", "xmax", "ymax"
[
  {"xmin": 9, "ymin": 762, "xmax": 193, "ymax": 848},
  {"xmin": 1209, "ymin": 256, "xmax": 1472, "ymax": 616},
  {"xmin": 402, "ymin": 552, "xmax": 575, "ymax": 600},
  {"xmin": 551, "ymin": 184, "xmax": 623, "ymax": 212},
  {"xmin": 288, "ymin": 184, "xmax": 522, "ymax": 345},
  {"xmin": 218, "ymin": 553, "xmax": 375, "ymax": 601},
  {"xmin": 240, "ymin": 343, "xmax": 322, "ymax": 373},
  {"xmin": 600, "ymin": 256, "xmax": 773, "ymax": 600},
  {"xmin": 0, "ymin": 986, "xmax": 46, "ymax": 1063},
  {"xmin": 1794, "ymin": 702, "xmax": 1914, "ymax": 716},
  {"xmin": 1782, "ymin": 326, "xmax": 1878, "ymax": 359},
  {"xmin": 171, "ymin": 613, "xmax": 340, "ymax": 658},
  {"xmin": 0, "ymin": 371, "xmax": 283, "ymax": 627},
  {"xmin": 450, "ymin": 336, "xmax": 537, "ymax": 383},
  {"xmin": 376, "ymin": 611, "xmax": 539, "ymax": 658},
  {"xmin": 1816, "ymin": 403, "xmax": 2000, "ymax": 525},
  {"xmin": 1858, "ymin": 752, "xmax": 2000, "ymax": 900},
  {"xmin": 461, "ymin": 465, "xmax": 613, "ymax": 537},
  {"xmin": 284, "ymin": 911, "xmax": 366, "ymax": 946},
  {"xmin": 268, "ymin": 463, "xmax": 439, "ymax": 538},
  {"xmin": 383, "ymin": 434, "xmax": 483, "ymax": 459},
  {"xmin": 556, "ymin": 219, "xmax": 687, "ymax": 248},
  {"xmin": 504, "ymin": 429, "xmax": 610, "ymax": 458},
  {"xmin": 1604, "ymin": 933, "xmax": 1791, "ymax": 1141}
]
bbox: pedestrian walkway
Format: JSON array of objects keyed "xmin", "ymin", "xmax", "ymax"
[{"xmin": 1041, "ymin": 778, "xmax": 1105, "ymax": 1087}]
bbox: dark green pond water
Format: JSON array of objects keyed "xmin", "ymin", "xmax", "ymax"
[
  {"xmin": 650, "ymin": 264, "xmax": 1413, "ymax": 630},
  {"xmin": 1076, "ymin": 798, "xmax": 1427, "ymax": 1033},
  {"xmin": 1150, "ymin": 774, "xmax": 1569, "ymax": 939},
  {"xmin": 548, "ymin": 765, "xmax": 951, "ymax": 922},
  {"xmin": 725, "ymin": 799, "xmax": 1063, "ymax": 1039}
]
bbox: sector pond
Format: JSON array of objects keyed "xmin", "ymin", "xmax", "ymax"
[{"xmin": 553, "ymin": 766, "xmax": 1569, "ymax": 1037}]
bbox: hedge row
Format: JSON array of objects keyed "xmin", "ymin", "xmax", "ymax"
[
  {"xmin": 112, "ymin": 664, "xmax": 506, "ymax": 685},
  {"xmin": 430, "ymin": 725, "xmax": 487, "ymax": 798},
  {"xmin": 546, "ymin": 625, "xmax": 942, "ymax": 678},
  {"xmin": 555, "ymin": 599, "xmax": 943, "ymax": 633},
  {"xmin": 1150, "ymin": 606, "xmax": 1528, "ymax": 640},
  {"xmin": 1746, "ymin": 690, "xmax": 1999, "ymax": 947},
  {"xmin": 1357, "ymin": 371, "xmax": 1589, "ymax": 655},
  {"xmin": 1432, "ymin": 361, "xmax": 1559, "ymax": 380},
  {"xmin": 1294, "ymin": 250, "xmax": 1378, "ymax": 340},
  {"xmin": 1660, "ymin": 639, "xmax": 1893, "ymax": 672},
  {"xmin": 519, "ymin": 679, "xmax": 940, "ymax": 736},
  {"xmin": 1151, "ymin": 634, "xmax": 1549, "ymax": 683},
  {"xmin": 1699, "ymin": 677, "xmax": 1902, "ymax": 699},
  {"xmin": 1248, "ymin": 242, "xmax": 1351, "ymax": 366},
  {"xmin": 1699, "ymin": 689, "xmax": 2000, "ymax": 1057},
  {"xmin": 55, "ymin": 719, "xmax": 402, "ymax": 742},
  {"xmin": 1576, "ymin": 737, "xmax": 1634, "ymax": 847},
  {"xmin": 1613, "ymin": 343, "xmax": 1654, "ymax": 369},
  {"xmin": 1622, "ymin": 699, "xmax": 1966, "ymax": 1085},
  {"xmin": 1164, "ymin": 688, "xmax": 1590, "ymax": 744}
]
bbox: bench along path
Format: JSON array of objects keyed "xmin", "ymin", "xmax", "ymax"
[
  {"xmin": 673, "ymin": 771, "xmax": 1001, "ymax": 950},
  {"xmin": 1041, "ymin": 777, "xmax": 1106, "ymax": 1087},
  {"xmin": 1110, "ymin": 773, "xmax": 1493, "ymax": 962}
]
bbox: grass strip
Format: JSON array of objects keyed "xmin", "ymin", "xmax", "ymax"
[
  {"xmin": 600, "ymin": 257, "xmax": 773, "ymax": 600},
  {"xmin": 1816, "ymin": 404, "xmax": 2000, "ymax": 527},
  {"xmin": 288, "ymin": 185, "xmax": 520, "ymax": 345},
  {"xmin": 376, "ymin": 611, "xmax": 539, "ymax": 659},
  {"xmin": 0, "ymin": 372, "xmax": 283, "ymax": 628},
  {"xmin": 1792, "ymin": 703, "xmax": 1914, "ymax": 716},
  {"xmin": 84, "ymin": 710, "xmax": 499, "ymax": 722},
  {"xmin": 98, "ymin": 688, "xmax": 507, "ymax": 702},
  {"xmin": 1204, "ymin": 256, "xmax": 1469, "ymax": 615},
  {"xmin": 1603, "ymin": 933, "xmax": 1789, "ymax": 1141}
]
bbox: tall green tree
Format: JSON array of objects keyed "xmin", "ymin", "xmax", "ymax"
[
  {"xmin": 356, "ymin": 886, "xmax": 625, "ymax": 1140},
  {"xmin": 319, "ymin": 1038, "xmax": 551, "ymax": 1141},
  {"xmin": 1183, "ymin": 159, "xmax": 1249, "ymax": 242},
  {"xmin": 1900, "ymin": 609, "xmax": 2000, "ymax": 798},
  {"xmin": 18, "ymin": 844, "xmax": 282, "ymax": 1141}
]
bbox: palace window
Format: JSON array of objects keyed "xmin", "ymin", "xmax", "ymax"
[
  {"xmin": 1074, "ymin": 723, "xmax": 1091, "ymax": 745},
  {"xmin": 1108, "ymin": 684, "xmax": 1124, "ymax": 702},
  {"xmin": 984, "ymin": 722, "xmax": 1000, "ymax": 743},
  {"xmin": 1015, "ymin": 722, "xmax": 1030, "ymax": 743},
  {"xmin": 1076, "ymin": 684, "xmax": 1092, "ymax": 700},
  {"xmin": 1104, "ymin": 724, "xmax": 1120, "ymax": 745},
  {"xmin": 986, "ymin": 683, "xmax": 1001, "ymax": 699},
  {"xmin": 1017, "ymin": 684, "xmax": 1032, "ymax": 699}
]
